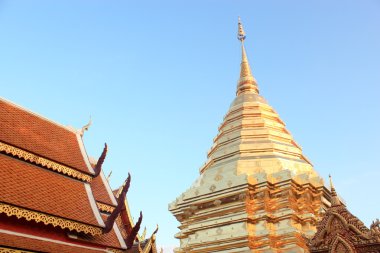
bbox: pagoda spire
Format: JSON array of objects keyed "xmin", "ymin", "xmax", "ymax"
[
  {"xmin": 236, "ymin": 17, "xmax": 259, "ymax": 96},
  {"xmin": 329, "ymin": 174, "xmax": 341, "ymax": 206}
]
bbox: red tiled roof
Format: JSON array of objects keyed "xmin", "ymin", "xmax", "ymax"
[
  {"xmin": 77, "ymin": 214, "xmax": 123, "ymax": 249},
  {"xmin": 91, "ymin": 174, "xmax": 116, "ymax": 207},
  {"xmin": 0, "ymin": 99, "xmax": 91, "ymax": 174},
  {"xmin": 0, "ymin": 154, "xmax": 99, "ymax": 226},
  {"xmin": 85, "ymin": 228, "xmax": 123, "ymax": 249},
  {"xmin": 119, "ymin": 207, "xmax": 134, "ymax": 236},
  {"xmin": 0, "ymin": 230, "xmax": 107, "ymax": 253}
]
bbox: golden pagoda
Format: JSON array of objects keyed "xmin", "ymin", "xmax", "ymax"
[{"xmin": 169, "ymin": 18, "xmax": 330, "ymax": 252}]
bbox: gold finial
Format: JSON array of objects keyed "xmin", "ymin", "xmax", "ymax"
[
  {"xmin": 328, "ymin": 174, "xmax": 335, "ymax": 192},
  {"xmin": 80, "ymin": 116, "xmax": 92, "ymax": 137},
  {"xmin": 329, "ymin": 174, "xmax": 341, "ymax": 206},
  {"xmin": 237, "ymin": 17, "xmax": 246, "ymax": 42},
  {"xmin": 236, "ymin": 17, "xmax": 259, "ymax": 96}
]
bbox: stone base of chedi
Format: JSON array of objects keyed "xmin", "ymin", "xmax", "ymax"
[
  {"xmin": 169, "ymin": 19, "xmax": 330, "ymax": 253},
  {"xmin": 170, "ymin": 169, "xmax": 328, "ymax": 253}
]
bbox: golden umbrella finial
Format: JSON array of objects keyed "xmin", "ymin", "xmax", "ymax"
[
  {"xmin": 236, "ymin": 17, "xmax": 259, "ymax": 95},
  {"xmin": 237, "ymin": 17, "xmax": 246, "ymax": 42}
]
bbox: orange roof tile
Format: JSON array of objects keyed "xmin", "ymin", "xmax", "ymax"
[
  {"xmin": 0, "ymin": 154, "xmax": 100, "ymax": 226},
  {"xmin": 91, "ymin": 173, "xmax": 116, "ymax": 207},
  {"xmin": 77, "ymin": 214, "xmax": 123, "ymax": 249},
  {"xmin": 0, "ymin": 99, "xmax": 92, "ymax": 174}
]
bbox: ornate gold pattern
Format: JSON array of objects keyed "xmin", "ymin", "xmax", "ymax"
[
  {"xmin": 0, "ymin": 248, "xmax": 34, "ymax": 253},
  {"xmin": 137, "ymin": 226, "xmax": 158, "ymax": 253},
  {"xmin": 97, "ymin": 202, "xmax": 115, "ymax": 213},
  {"xmin": 0, "ymin": 141, "xmax": 92, "ymax": 182},
  {"xmin": 106, "ymin": 248, "xmax": 123, "ymax": 253},
  {"xmin": 0, "ymin": 202, "xmax": 102, "ymax": 236}
]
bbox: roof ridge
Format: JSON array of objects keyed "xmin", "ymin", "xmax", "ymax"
[{"xmin": 0, "ymin": 96, "xmax": 78, "ymax": 134}]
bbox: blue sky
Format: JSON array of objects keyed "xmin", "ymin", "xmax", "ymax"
[{"xmin": 1, "ymin": 1, "xmax": 379, "ymax": 250}]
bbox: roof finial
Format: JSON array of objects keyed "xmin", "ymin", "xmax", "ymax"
[
  {"xmin": 236, "ymin": 17, "xmax": 259, "ymax": 96},
  {"xmin": 80, "ymin": 116, "xmax": 92, "ymax": 137},
  {"xmin": 329, "ymin": 174, "xmax": 341, "ymax": 206}
]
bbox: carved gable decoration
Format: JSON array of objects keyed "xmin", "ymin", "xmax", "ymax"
[
  {"xmin": 308, "ymin": 179, "xmax": 380, "ymax": 253},
  {"xmin": 331, "ymin": 236, "xmax": 356, "ymax": 253}
]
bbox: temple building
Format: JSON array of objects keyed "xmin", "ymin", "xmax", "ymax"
[
  {"xmin": 169, "ymin": 19, "xmax": 378, "ymax": 253},
  {"xmin": 308, "ymin": 176, "xmax": 380, "ymax": 253},
  {"xmin": 0, "ymin": 98, "xmax": 158, "ymax": 253}
]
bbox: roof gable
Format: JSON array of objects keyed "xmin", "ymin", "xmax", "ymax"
[{"xmin": 0, "ymin": 99, "xmax": 92, "ymax": 174}]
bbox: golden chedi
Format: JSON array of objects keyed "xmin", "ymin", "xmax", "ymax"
[{"xmin": 169, "ymin": 18, "xmax": 330, "ymax": 253}]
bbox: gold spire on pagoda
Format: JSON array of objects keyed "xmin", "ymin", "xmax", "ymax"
[
  {"xmin": 329, "ymin": 174, "xmax": 341, "ymax": 206},
  {"xmin": 237, "ymin": 17, "xmax": 259, "ymax": 96}
]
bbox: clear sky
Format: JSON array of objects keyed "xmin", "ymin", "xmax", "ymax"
[{"xmin": 1, "ymin": 1, "xmax": 379, "ymax": 251}]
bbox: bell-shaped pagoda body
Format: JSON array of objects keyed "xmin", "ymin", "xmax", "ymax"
[{"xmin": 169, "ymin": 19, "xmax": 330, "ymax": 252}]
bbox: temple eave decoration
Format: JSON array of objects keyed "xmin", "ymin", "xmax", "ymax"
[
  {"xmin": 0, "ymin": 202, "xmax": 103, "ymax": 236},
  {"xmin": 0, "ymin": 141, "xmax": 92, "ymax": 182}
]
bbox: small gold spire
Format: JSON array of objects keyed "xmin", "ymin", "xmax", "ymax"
[
  {"xmin": 329, "ymin": 174, "xmax": 341, "ymax": 206},
  {"xmin": 236, "ymin": 17, "xmax": 259, "ymax": 96}
]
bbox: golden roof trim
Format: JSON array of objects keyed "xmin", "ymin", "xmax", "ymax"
[
  {"xmin": 97, "ymin": 202, "xmax": 115, "ymax": 213},
  {"xmin": 106, "ymin": 249, "xmax": 124, "ymax": 253},
  {"xmin": 0, "ymin": 247, "xmax": 35, "ymax": 253},
  {"xmin": 137, "ymin": 225, "xmax": 159, "ymax": 253},
  {"xmin": 0, "ymin": 202, "xmax": 102, "ymax": 236},
  {"xmin": 0, "ymin": 141, "xmax": 92, "ymax": 182}
]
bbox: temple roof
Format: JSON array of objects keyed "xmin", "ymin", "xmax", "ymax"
[
  {"xmin": 113, "ymin": 186, "xmax": 142, "ymax": 241},
  {"xmin": 0, "ymin": 97, "xmax": 132, "ymax": 251},
  {"xmin": 0, "ymin": 154, "xmax": 102, "ymax": 228},
  {"xmin": 91, "ymin": 163, "xmax": 118, "ymax": 207},
  {"xmin": 0, "ymin": 229, "xmax": 108, "ymax": 253},
  {"xmin": 308, "ymin": 177, "xmax": 380, "ymax": 252},
  {"xmin": 0, "ymin": 98, "xmax": 93, "ymax": 174}
]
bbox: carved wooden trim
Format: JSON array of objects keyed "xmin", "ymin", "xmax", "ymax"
[
  {"xmin": 0, "ymin": 247, "xmax": 34, "ymax": 253},
  {"xmin": 106, "ymin": 248, "xmax": 124, "ymax": 253},
  {"xmin": 331, "ymin": 236, "xmax": 356, "ymax": 253},
  {"xmin": 0, "ymin": 202, "xmax": 102, "ymax": 236},
  {"xmin": 0, "ymin": 141, "xmax": 92, "ymax": 182},
  {"xmin": 96, "ymin": 202, "xmax": 115, "ymax": 213}
]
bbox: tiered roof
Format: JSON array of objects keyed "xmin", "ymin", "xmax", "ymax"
[
  {"xmin": 0, "ymin": 97, "xmax": 155, "ymax": 252},
  {"xmin": 198, "ymin": 19, "xmax": 316, "ymax": 178}
]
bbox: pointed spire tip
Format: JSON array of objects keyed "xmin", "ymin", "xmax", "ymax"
[
  {"xmin": 236, "ymin": 18, "xmax": 259, "ymax": 96},
  {"xmin": 237, "ymin": 17, "xmax": 246, "ymax": 42}
]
